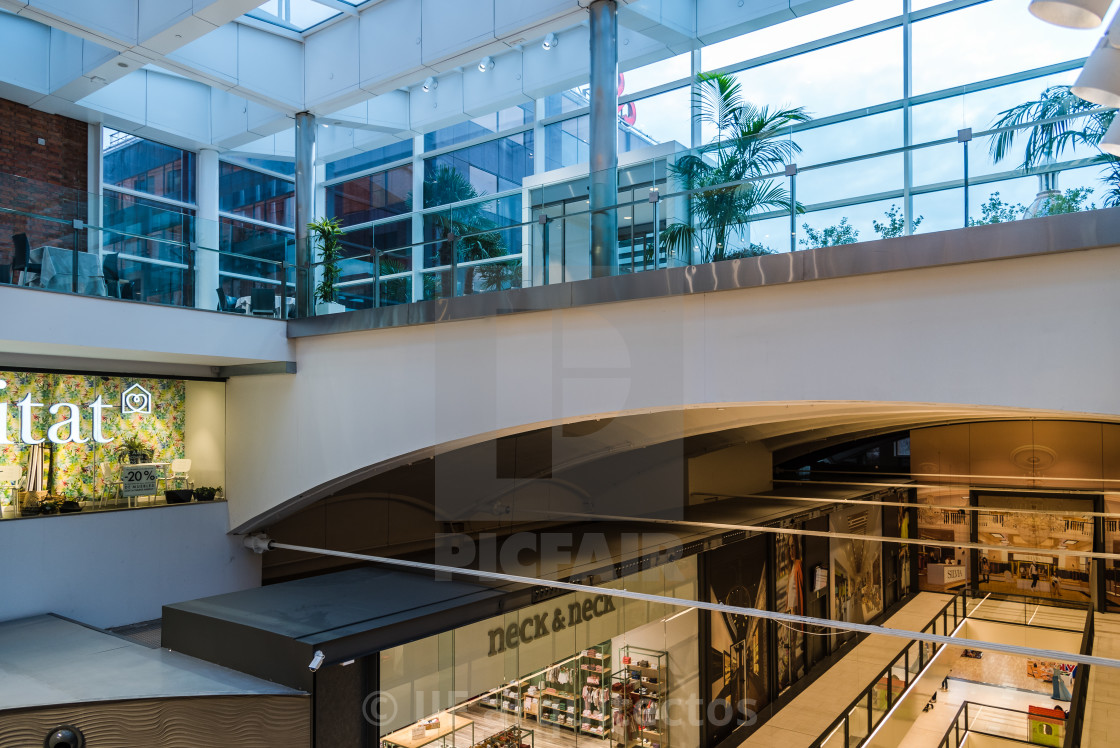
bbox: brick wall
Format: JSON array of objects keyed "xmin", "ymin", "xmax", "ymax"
[{"xmin": 0, "ymin": 97, "xmax": 89, "ymax": 266}]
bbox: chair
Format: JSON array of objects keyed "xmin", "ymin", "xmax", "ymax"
[
  {"xmin": 0, "ymin": 465, "xmax": 21, "ymax": 517},
  {"xmin": 216, "ymin": 288, "xmax": 244, "ymax": 313},
  {"xmin": 165, "ymin": 458, "xmax": 193, "ymax": 491},
  {"xmin": 11, "ymin": 233, "xmax": 40, "ymax": 285},
  {"xmin": 0, "ymin": 265, "xmax": 10, "ymax": 284},
  {"xmin": 98, "ymin": 461, "xmax": 124, "ymax": 508},
  {"xmin": 250, "ymin": 287, "xmax": 275, "ymax": 317},
  {"xmin": 120, "ymin": 277, "xmax": 141, "ymax": 301},
  {"xmin": 104, "ymin": 254, "xmax": 137, "ymax": 299}
]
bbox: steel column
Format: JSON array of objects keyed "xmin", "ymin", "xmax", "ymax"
[
  {"xmin": 589, "ymin": 0, "xmax": 619, "ymax": 278},
  {"xmin": 295, "ymin": 112, "xmax": 317, "ymax": 317}
]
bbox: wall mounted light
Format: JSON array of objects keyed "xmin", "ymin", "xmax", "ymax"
[
  {"xmin": 1101, "ymin": 115, "xmax": 1120, "ymax": 156},
  {"xmin": 1029, "ymin": 0, "xmax": 1113, "ymax": 28},
  {"xmin": 478, "ymin": 56, "xmax": 495, "ymax": 73},
  {"xmin": 542, "ymin": 32, "xmax": 559, "ymax": 50},
  {"xmin": 1071, "ymin": 16, "xmax": 1120, "ymax": 107},
  {"xmin": 421, "ymin": 76, "xmax": 437, "ymax": 93}
]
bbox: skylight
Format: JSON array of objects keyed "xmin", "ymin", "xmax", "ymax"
[{"xmin": 248, "ymin": 0, "xmax": 345, "ymax": 33}]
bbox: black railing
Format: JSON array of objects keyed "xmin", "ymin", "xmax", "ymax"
[{"xmin": 809, "ymin": 590, "xmax": 968, "ymax": 748}]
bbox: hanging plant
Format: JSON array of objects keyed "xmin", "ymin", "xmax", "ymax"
[{"xmin": 309, "ymin": 216, "xmax": 345, "ymax": 304}]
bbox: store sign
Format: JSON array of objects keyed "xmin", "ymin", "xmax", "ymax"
[
  {"xmin": 0, "ymin": 379, "xmax": 151, "ymax": 445},
  {"xmin": 942, "ymin": 565, "xmax": 967, "ymax": 583},
  {"xmin": 487, "ymin": 594, "xmax": 617, "ymax": 656}
]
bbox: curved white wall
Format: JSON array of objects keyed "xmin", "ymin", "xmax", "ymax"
[{"xmin": 225, "ymin": 246, "xmax": 1120, "ymax": 531}]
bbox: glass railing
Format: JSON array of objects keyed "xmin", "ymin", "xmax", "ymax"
[
  {"xmin": 0, "ymin": 173, "xmax": 294, "ymax": 316},
  {"xmin": 938, "ymin": 701, "xmax": 1068, "ymax": 747},
  {"xmin": 310, "ymin": 106, "xmax": 1118, "ymax": 317},
  {"xmin": 962, "ymin": 589, "xmax": 1091, "ymax": 631},
  {"xmin": 811, "ymin": 591, "xmax": 969, "ymax": 748}
]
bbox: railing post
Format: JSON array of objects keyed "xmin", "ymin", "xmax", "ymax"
[
  {"xmin": 449, "ymin": 230, "xmax": 459, "ymax": 297},
  {"xmin": 786, "ymin": 164, "xmax": 798, "ymax": 253},
  {"xmin": 649, "ymin": 187, "xmax": 660, "ymax": 269},
  {"xmin": 538, "ymin": 213, "xmax": 551, "ymax": 285},
  {"xmin": 71, "ymin": 219, "xmax": 82, "ymax": 293},
  {"xmin": 373, "ymin": 247, "xmax": 381, "ymax": 308},
  {"xmin": 958, "ymin": 128, "xmax": 972, "ymax": 227}
]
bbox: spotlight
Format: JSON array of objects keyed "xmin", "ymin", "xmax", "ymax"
[
  {"xmin": 309, "ymin": 650, "xmax": 326, "ymax": 672},
  {"xmin": 542, "ymin": 32, "xmax": 559, "ymax": 50},
  {"xmin": 1028, "ymin": 0, "xmax": 1113, "ymax": 29},
  {"xmin": 478, "ymin": 56, "xmax": 495, "ymax": 73},
  {"xmin": 1101, "ymin": 115, "xmax": 1120, "ymax": 157},
  {"xmin": 1071, "ymin": 28, "xmax": 1120, "ymax": 107},
  {"xmin": 421, "ymin": 76, "xmax": 437, "ymax": 93}
]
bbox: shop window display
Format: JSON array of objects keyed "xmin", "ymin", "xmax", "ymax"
[{"xmin": 0, "ymin": 370, "xmax": 225, "ymax": 517}]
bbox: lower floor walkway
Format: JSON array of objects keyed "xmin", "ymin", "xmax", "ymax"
[
  {"xmin": 1082, "ymin": 612, "xmax": 1120, "ymax": 747},
  {"xmin": 743, "ymin": 592, "xmax": 953, "ymax": 747}
]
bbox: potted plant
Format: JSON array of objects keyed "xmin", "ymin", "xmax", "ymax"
[
  {"xmin": 116, "ymin": 436, "xmax": 152, "ymax": 464},
  {"xmin": 309, "ymin": 216, "xmax": 345, "ymax": 314},
  {"xmin": 194, "ymin": 485, "xmax": 221, "ymax": 502}
]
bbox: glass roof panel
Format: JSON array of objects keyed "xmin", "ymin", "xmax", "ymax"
[{"xmin": 249, "ymin": 0, "xmax": 341, "ymax": 32}]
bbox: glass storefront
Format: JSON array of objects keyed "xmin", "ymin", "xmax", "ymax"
[
  {"xmin": 0, "ymin": 370, "xmax": 225, "ymax": 517},
  {"xmin": 379, "ymin": 559, "xmax": 701, "ymax": 748}
]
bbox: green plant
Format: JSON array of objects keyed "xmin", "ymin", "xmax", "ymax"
[
  {"xmin": 661, "ymin": 72, "xmax": 810, "ymax": 263},
  {"xmin": 799, "ymin": 217, "xmax": 859, "ymax": 249},
  {"xmin": 1037, "ymin": 186, "xmax": 1096, "ymax": 215},
  {"xmin": 968, "ymin": 192, "xmax": 1026, "ymax": 225},
  {"xmin": 417, "ymin": 165, "xmax": 514, "ymax": 295},
  {"xmin": 194, "ymin": 486, "xmax": 222, "ymax": 501},
  {"xmin": 873, "ymin": 204, "xmax": 923, "ymax": 239},
  {"xmin": 116, "ymin": 436, "xmax": 152, "ymax": 464},
  {"xmin": 308, "ymin": 216, "xmax": 344, "ymax": 304},
  {"xmin": 723, "ymin": 243, "xmax": 777, "ymax": 259}
]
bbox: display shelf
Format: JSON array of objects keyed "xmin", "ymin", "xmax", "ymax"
[
  {"xmin": 611, "ymin": 647, "xmax": 668, "ymax": 748},
  {"xmin": 469, "ymin": 726, "xmax": 533, "ymax": 748},
  {"xmin": 577, "ymin": 642, "xmax": 612, "ymax": 740}
]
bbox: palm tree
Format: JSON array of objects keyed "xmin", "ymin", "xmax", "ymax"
[
  {"xmin": 988, "ymin": 85, "xmax": 1118, "ymax": 212},
  {"xmin": 661, "ymin": 72, "xmax": 810, "ymax": 263},
  {"xmin": 418, "ymin": 165, "xmax": 520, "ymax": 296}
]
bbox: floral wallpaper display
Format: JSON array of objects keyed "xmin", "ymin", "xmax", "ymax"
[{"xmin": 0, "ymin": 371, "xmax": 186, "ymax": 500}]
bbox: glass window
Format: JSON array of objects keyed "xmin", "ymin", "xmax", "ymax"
[
  {"xmin": 326, "ymin": 140, "xmax": 413, "ymax": 180},
  {"xmin": 218, "ymin": 217, "xmax": 293, "ymax": 297},
  {"xmin": 234, "ymin": 157, "xmax": 296, "ymax": 177},
  {"xmin": 423, "ymin": 131, "xmax": 534, "ymax": 207},
  {"xmin": 621, "ymin": 86, "xmax": 692, "ymax": 151},
  {"xmin": 219, "ymin": 162, "xmax": 294, "ymax": 228},
  {"xmin": 327, "ymin": 164, "xmax": 413, "ymax": 227},
  {"xmin": 911, "ymin": 0, "xmax": 1096, "ymax": 96},
  {"xmin": 622, "ymin": 53, "xmax": 691, "ymax": 95},
  {"xmin": 702, "ymin": 0, "xmax": 902, "ymax": 71},
  {"xmin": 793, "ymin": 110, "xmax": 903, "ymax": 169},
  {"xmin": 424, "ymin": 103, "xmax": 534, "ymax": 151},
  {"xmin": 544, "ymin": 116, "xmax": 590, "ymax": 171},
  {"xmin": 544, "ymin": 88, "xmax": 589, "ymax": 118},
  {"xmin": 722, "ymin": 27, "xmax": 903, "ymax": 132},
  {"xmin": 103, "ymin": 128, "xmax": 196, "ymax": 203},
  {"xmin": 249, "ymin": 0, "xmax": 339, "ymax": 31}
]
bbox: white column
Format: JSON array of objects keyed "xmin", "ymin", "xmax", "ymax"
[
  {"xmin": 196, "ymin": 147, "xmax": 221, "ymax": 310},
  {"xmin": 411, "ymin": 134, "xmax": 425, "ymax": 303}
]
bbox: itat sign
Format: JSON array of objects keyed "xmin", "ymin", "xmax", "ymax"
[{"xmin": 0, "ymin": 379, "xmax": 151, "ymax": 445}]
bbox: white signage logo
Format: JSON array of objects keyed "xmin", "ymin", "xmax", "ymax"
[
  {"xmin": 121, "ymin": 383, "xmax": 152, "ymax": 415},
  {"xmin": 0, "ymin": 379, "xmax": 152, "ymax": 446}
]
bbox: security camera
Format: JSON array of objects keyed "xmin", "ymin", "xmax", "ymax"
[
  {"xmin": 309, "ymin": 650, "xmax": 326, "ymax": 672},
  {"xmin": 45, "ymin": 725, "xmax": 84, "ymax": 748}
]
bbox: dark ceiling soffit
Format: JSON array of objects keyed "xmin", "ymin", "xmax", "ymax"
[
  {"xmin": 287, "ymin": 207, "xmax": 1120, "ymax": 338},
  {"xmin": 216, "ymin": 361, "xmax": 297, "ymax": 377}
]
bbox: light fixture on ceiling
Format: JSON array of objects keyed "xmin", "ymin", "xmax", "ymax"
[
  {"xmin": 542, "ymin": 32, "xmax": 559, "ymax": 51},
  {"xmin": 1071, "ymin": 14, "xmax": 1120, "ymax": 106},
  {"xmin": 1101, "ymin": 115, "xmax": 1120, "ymax": 156},
  {"xmin": 1029, "ymin": 0, "xmax": 1113, "ymax": 28},
  {"xmin": 478, "ymin": 56, "xmax": 495, "ymax": 73},
  {"xmin": 422, "ymin": 76, "xmax": 437, "ymax": 93}
]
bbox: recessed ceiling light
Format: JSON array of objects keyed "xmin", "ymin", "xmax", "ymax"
[
  {"xmin": 117, "ymin": 62, "xmax": 128, "ymax": 68},
  {"xmin": 542, "ymin": 33, "xmax": 559, "ymax": 51}
]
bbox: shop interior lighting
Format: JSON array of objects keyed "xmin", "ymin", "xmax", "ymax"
[
  {"xmin": 478, "ymin": 56, "xmax": 495, "ymax": 73},
  {"xmin": 1029, "ymin": 0, "xmax": 1113, "ymax": 28},
  {"xmin": 421, "ymin": 76, "xmax": 437, "ymax": 93},
  {"xmin": 1071, "ymin": 13, "xmax": 1120, "ymax": 106},
  {"xmin": 542, "ymin": 32, "xmax": 559, "ymax": 50}
]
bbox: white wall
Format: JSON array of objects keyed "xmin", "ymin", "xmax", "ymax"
[
  {"xmin": 184, "ymin": 380, "xmax": 226, "ymax": 491},
  {"xmin": 0, "ymin": 501, "xmax": 259, "ymax": 629},
  {"xmin": 226, "ymin": 246, "xmax": 1120, "ymax": 530}
]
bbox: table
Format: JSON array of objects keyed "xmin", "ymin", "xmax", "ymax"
[
  {"xmin": 235, "ymin": 294, "xmax": 294, "ymax": 317},
  {"xmin": 19, "ymin": 246, "xmax": 107, "ymax": 296},
  {"xmin": 381, "ymin": 712, "xmax": 474, "ymax": 748}
]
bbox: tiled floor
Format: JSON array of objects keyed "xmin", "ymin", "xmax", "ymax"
[{"xmin": 948, "ymin": 651, "xmax": 1060, "ymax": 695}]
